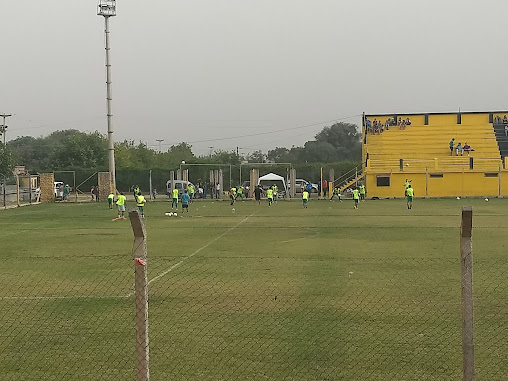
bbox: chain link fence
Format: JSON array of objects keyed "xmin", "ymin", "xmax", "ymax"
[
  {"xmin": 1, "ymin": 249, "xmax": 507, "ymax": 380},
  {"xmin": 1, "ymin": 174, "xmax": 40, "ymax": 209}
]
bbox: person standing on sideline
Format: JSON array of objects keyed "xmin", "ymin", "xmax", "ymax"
[
  {"xmin": 359, "ymin": 184, "xmax": 366, "ymax": 202},
  {"xmin": 254, "ymin": 185, "xmax": 263, "ymax": 205},
  {"xmin": 63, "ymin": 184, "xmax": 70, "ymax": 201},
  {"xmin": 181, "ymin": 189, "xmax": 190, "ymax": 213},
  {"xmin": 449, "ymin": 138, "xmax": 455, "ymax": 156},
  {"xmin": 107, "ymin": 192, "xmax": 115, "ymax": 210},
  {"xmin": 215, "ymin": 183, "xmax": 221, "ymax": 199},
  {"xmin": 302, "ymin": 190, "xmax": 309, "ymax": 208},
  {"xmin": 406, "ymin": 184, "xmax": 414, "ymax": 209},
  {"xmin": 115, "ymin": 192, "xmax": 127, "ymax": 220},
  {"xmin": 352, "ymin": 187, "xmax": 360, "ymax": 209},
  {"xmin": 171, "ymin": 187, "xmax": 179, "ymax": 210},
  {"xmin": 266, "ymin": 187, "xmax": 274, "ymax": 207}
]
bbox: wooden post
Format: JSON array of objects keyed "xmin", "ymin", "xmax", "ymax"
[
  {"xmin": 129, "ymin": 210, "xmax": 149, "ymax": 381},
  {"xmin": 320, "ymin": 167, "xmax": 323, "ymax": 199},
  {"xmin": 16, "ymin": 175, "xmax": 20, "ymax": 207},
  {"xmin": 460, "ymin": 206, "xmax": 475, "ymax": 381},
  {"xmin": 149, "ymin": 170, "xmax": 153, "ymax": 201}
]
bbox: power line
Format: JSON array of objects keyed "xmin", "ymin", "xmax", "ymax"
[{"xmin": 160, "ymin": 114, "xmax": 361, "ymax": 146}]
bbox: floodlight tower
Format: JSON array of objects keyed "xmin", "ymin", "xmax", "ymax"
[
  {"xmin": 98, "ymin": 0, "xmax": 117, "ymax": 192},
  {"xmin": 0, "ymin": 114, "xmax": 12, "ymax": 146}
]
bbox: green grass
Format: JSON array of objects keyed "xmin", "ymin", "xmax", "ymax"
[{"xmin": 0, "ymin": 197, "xmax": 507, "ymax": 380}]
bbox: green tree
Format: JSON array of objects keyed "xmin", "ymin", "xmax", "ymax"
[
  {"xmin": 247, "ymin": 150, "xmax": 265, "ymax": 163},
  {"xmin": 0, "ymin": 145, "xmax": 15, "ymax": 175},
  {"xmin": 210, "ymin": 150, "xmax": 240, "ymax": 165},
  {"xmin": 314, "ymin": 122, "xmax": 361, "ymax": 160},
  {"xmin": 266, "ymin": 147, "xmax": 289, "ymax": 162}
]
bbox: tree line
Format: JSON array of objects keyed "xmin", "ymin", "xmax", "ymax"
[{"xmin": 0, "ymin": 122, "xmax": 361, "ymax": 175}]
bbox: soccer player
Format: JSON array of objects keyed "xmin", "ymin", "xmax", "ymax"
[
  {"xmin": 359, "ymin": 184, "xmax": 366, "ymax": 202},
  {"xmin": 406, "ymin": 185, "xmax": 414, "ymax": 209},
  {"xmin": 229, "ymin": 187, "xmax": 237, "ymax": 205},
  {"xmin": 107, "ymin": 192, "xmax": 115, "ymax": 210},
  {"xmin": 302, "ymin": 190, "xmax": 309, "ymax": 208},
  {"xmin": 136, "ymin": 192, "xmax": 146, "ymax": 218},
  {"xmin": 115, "ymin": 192, "xmax": 127, "ymax": 220},
  {"xmin": 404, "ymin": 179, "xmax": 411, "ymax": 196},
  {"xmin": 181, "ymin": 189, "xmax": 190, "ymax": 213},
  {"xmin": 272, "ymin": 184, "xmax": 278, "ymax": 202},
  {"xmin": 171, "ymin": 187, "xmax": 179, "ymax": 209},
  {"xmin": 352, "ymin": 187, "xmax": 360, "ymax": 209},
  {"xmin": 266, "ymin": 187, "xmax": 274, "ymax": 207},
  {"xmin": 254, "ymin": 185, "xmax": 263, "ymax": 205},
  {"xmin": 188, "ymin": 184, "xmax": 194, "ymax": 202}
]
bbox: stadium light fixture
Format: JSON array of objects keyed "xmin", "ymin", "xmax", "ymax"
[{"xmin": 97, "ymin": 0, "xmax": 117, "ymax": 192}]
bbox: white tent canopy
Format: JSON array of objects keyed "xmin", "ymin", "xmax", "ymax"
[
  {"xmin": 258, "ymin": 173, "xmax": 285, "ymax": 182},
  {"xmin": 258, "ymin": 172, "xmax": 287, "ymax": 192}
]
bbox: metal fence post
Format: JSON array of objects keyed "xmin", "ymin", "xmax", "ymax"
[
  {"xmin": 460, "ymin": 206, "xmax": 475, "ymax": 381},
  {"xmin": 129, "ymin": 210, "xmax": 149, "ymax": 381}
]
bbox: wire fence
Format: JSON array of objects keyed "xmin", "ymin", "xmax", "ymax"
[{"xmin": 1, "ymin": 249, "xmax": 507, "ymax": 380}]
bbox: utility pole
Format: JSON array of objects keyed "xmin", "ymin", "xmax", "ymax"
[
  {"xmin": 156, "ymin": 139, "xmax": 164, "ymax": 153},
  {"xmin": 97, "ymin": 1, "xmax": 117, "ymax": 192},
  {"xmin": 0, "ymin": 114, "xmax": 12, "ymax": 146}
]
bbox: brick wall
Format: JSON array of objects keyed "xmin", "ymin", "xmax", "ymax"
[
  {"xmin": 98, "ymin": 172, "xmax": 112, "ymax": 202},
  {"xmin": 39, "ymin": 173, "xmax": 55, "ymax": 203}
]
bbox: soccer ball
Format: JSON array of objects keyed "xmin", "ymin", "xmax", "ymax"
[
  {"xmin": 485, "ymin": 198, "xmax": 489, "ymax": 202},
  {"xmin": 405, "ymin": 163, "xmax": 409, "ymax": 167},
  {"xmin": 173, "ymin": 213, "xmax": 178, "ymax": 216}
]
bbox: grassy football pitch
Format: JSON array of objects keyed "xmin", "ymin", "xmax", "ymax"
[{"xmin": 0, "ymin": 197, "xmax": 507, "ymax": 380}]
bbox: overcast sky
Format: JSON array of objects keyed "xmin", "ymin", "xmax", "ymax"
[{"xmin": 1, "ymin": 0, "xmax": 506, "ymax": 156}]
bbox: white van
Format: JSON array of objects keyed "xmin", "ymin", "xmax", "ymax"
[
  {"xmin": 54, "ymin": 181, "xmax": 64, "ymax": 198},
  {"xmin": 166, "ymin": 180, "xmax": 200, "ymax": 197}
]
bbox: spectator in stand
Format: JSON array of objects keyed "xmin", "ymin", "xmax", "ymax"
[
  {"xmin": 449, "ymin": 138, "xmax": 455, "ymax": 155},
  {"xmin": 495, "ymin": 115, "xmax": 502, "ymax": 124},
  {"xmin": 456, "ymin": 142, "xmax": 463, "ymax": 156},
  {"xmin": 405, "ymin": 117, "xmax": 411, "ymax": 126},
  {"xmin": 505, "ymin": 124, "xmax": 508, "ymax": 137},
  {"xmin": 385, "ymin": 119, "xmax": 390, "ymax": 131},
  {"xmin": 366, "ymin": 119, "xmax": 372, "ymax": 134},
  {"xmin": 504, "ymin": 115, "xmax": 508, "ymax": 124},
  {"xmin": 463, "ymin": 143, "xmax": 474, "ymax": 156}
]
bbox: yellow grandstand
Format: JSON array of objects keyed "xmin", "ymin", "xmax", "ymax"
[{"xmin": 361, "ymin": 111, "xmax": 508, "ymax": 198}]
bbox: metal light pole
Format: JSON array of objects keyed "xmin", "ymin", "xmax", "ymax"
[
  {"xmin": 156, "ymin": 139, "xmax": 164, "ymax": 153},
  {"xmin": 98, "ymin": 1, "xmax": 117, "ymax": 192},
  {"xmin": 0, "ymin": 114, "xmax": 12, "ymax": 146}
]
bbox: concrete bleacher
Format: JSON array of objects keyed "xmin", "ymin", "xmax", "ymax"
[{"xmin": 364, "ymin": 119, "xmax": 502, "ymax": 171}]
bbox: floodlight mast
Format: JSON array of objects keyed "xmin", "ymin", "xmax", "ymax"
[{"xmin": 98, "ymin": 1, "xmax": 117, "ymax": 193}]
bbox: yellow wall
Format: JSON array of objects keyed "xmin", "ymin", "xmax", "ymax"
[
  {"xmin": 366, "ymin": 170, "xmax": 507, "ymax": 198},
  {"xmin": 462, "ymin": 113, "xmax": 489, "ymax": 125},
  {"xmin": 429, "ymin": 114, "xmax": 457, "ymax": 126}
]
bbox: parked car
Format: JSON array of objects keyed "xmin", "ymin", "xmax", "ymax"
[
  {"xmin": 166, "ymin": 180, "xmax": 202, "ymax": 198},
  {"xmin": 289, "ymin": 179, "xmax": 318, "ymax": 193}
]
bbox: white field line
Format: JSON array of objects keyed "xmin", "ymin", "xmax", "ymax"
[
  {"xmin": 0, "ymin": 229, "xmax": 29, "ymax": 239},
  {"xmin": 142, "ymin": 211, "xmax": 258, "ymax": 291},
  {"xmin": 279, "ymin": 232, "xmax": 319, "ymax": 244},
  {"xmin": 0, "ymin": 212, "xmax": 257, "ymax": 301}
]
